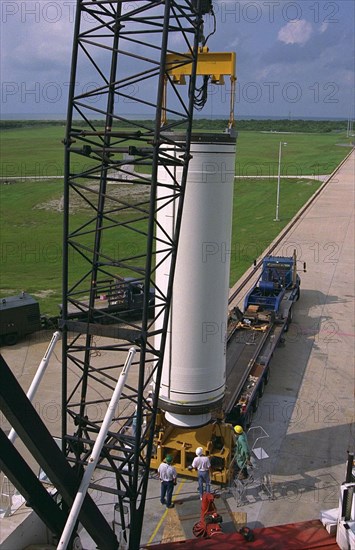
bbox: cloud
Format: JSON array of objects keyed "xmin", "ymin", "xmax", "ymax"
[
  {"xmin": 262, "ymin": 22, "xmax": 349, "ymax": 68},
  {"xmin": 278, "ymin": 20, "xmax": 313, "ymax": 46},
  {"xmin": 1, "ymin": 0, "xmax": 353, "ymax": 118},
  {"xmin": 319, "ymin": 22, "xmax": 329, "ymax": 34},
  {"xmin": 3, "ymin": 19, "xmax": 73, "ymax": 79}
]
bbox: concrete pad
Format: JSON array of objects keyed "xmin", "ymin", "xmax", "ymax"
[{"xmin": 227, "ymin": 150, "xmax": 355, "ymax": 529}]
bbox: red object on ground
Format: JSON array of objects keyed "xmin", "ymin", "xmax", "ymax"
[
  {"xmin": 192, "ymin": 493, "xmax": 223, "ymax": 538},
  {"xmin": 146, "ymin": 519, "xmax": 338, "ymax": 549}
]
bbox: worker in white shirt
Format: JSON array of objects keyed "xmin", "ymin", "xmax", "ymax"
[
  {"xmin": 158, "ymin": 454, "xmax": 177, "ymax": 508},
  {"xmin": 191, "ymin": 447, "xmax": 211, "ymax": 499}
]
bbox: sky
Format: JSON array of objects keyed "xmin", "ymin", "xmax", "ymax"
[{"xmin": 1, "ymin": 0, "xmax": 354, "ymax": 120}]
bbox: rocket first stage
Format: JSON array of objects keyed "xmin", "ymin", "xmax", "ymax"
[{"xmin": 155, "ymin": 133, "xmax": 236, "ymax": 428}]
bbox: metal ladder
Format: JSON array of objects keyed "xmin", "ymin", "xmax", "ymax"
[
  {"xmin": 0, "ymin": 474, "xmax": 25, "ymax": 517},
  {"xmin": 230, "ymin": 426, "xmax": 274, "ymax": 506}
]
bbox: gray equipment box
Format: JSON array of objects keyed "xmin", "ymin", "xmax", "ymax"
[{"xmin": 0, "ymin": 293, "xmax": 41, "ymax": 345}]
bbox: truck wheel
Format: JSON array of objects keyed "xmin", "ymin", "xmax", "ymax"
[
  {"xmin": 264, "ymin": 368, "xmax": 270, "ymax": 385},
  {"xmin": 284, "ymin": 308, "xmax": 293, "ymax": 332},
  {"xmin": 252, "ymin": 393, "xmax": 260, "ymax": 412},
  {"xmin": 5, "ymin": 333, "xmax": 18, "ymax": 346},
  {"xmin": 245, "ymin": 409, "xmax": 253, "ymax": 429},
  {"xmin": 296, "ymin": 287, "xmax": 300, "ymax": 301}
]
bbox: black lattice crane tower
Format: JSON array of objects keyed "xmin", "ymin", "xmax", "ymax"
[
  {"xmin": 59, "ymin": 1, "xmax": 236, "ymax": 549},
  {"xmin": 61, "ymin": 2, "xmax": 203, "ymax": 547}
]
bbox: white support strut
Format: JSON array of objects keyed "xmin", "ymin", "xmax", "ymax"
[
  {"xmin": 56, "ymin": 347, "xmax": 137, "ymax": 550},
  {"xmin": 8, "ymin": 330, "xmax": 62, "ymax": 444}
]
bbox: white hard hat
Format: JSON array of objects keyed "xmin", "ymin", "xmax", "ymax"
[{"xmin": 196, "ymin": 447, "xmax": 203, "ymax": 456}]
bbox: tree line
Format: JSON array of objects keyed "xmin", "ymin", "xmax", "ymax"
[{"xmin": 0, "ymin": 118, "xmax": 348, "ymax": 133}]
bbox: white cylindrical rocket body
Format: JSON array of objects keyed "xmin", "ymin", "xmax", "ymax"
[{"xmin": 155, "ymin": 134, "xmax": 236, "ymax": 428}]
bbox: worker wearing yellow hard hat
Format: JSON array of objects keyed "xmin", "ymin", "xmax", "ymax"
[
  {"xmin": 234, "ymin": 425, "xmax": 251, "ymax": 480},
  {"xmin": 234, "ymin": 425, "xmax": 244, "ymax": 434}
]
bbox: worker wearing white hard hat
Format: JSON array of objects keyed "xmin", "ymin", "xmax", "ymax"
[
  {"xmin": 191, "ymin": 447, "xmax": 211, "ymax": 499},
  {"xmin": 234, "ymin": 425, "xmax": 251, "ymax": 480}
]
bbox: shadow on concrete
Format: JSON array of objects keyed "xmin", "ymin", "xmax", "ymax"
[
  {"xmin": 236, "ymin": 285, "xmax": 354, "ymax": 518},
  {"xmin": 230, "ymin": 423, "xmax": 354, "ymax": 513},
  {"xmin": 249, "ymin": 285, "xmax": 352, "ymax": 435},
  {"xmin": 273, "ymin": 423, "xmax": 354, "ymax": 471},
  {"xmin": 0, "ymin": 328, "xmax": 60, "ymax": 350}
]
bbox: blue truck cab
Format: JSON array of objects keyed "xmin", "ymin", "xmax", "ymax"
[{"xmin": 244, "ymin": 252, "xmax": 301, "ymax": 316}]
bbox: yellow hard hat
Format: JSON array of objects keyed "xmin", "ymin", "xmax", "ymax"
[{"xmin": 234, "ymin": 425, "xmax": 244, "ymax": 434}]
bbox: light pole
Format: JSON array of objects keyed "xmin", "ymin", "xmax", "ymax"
[{"xmin": 274, "ymin": 141, "xmax": 287, "ymax": 221}]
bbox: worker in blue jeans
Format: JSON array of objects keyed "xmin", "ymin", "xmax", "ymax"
[
  {"xmin": 158, "ymin": 455, "xmax": 177, "ymax": 508},
  {"xmin": 191, "ymin": 447, "xmax": 211, "ymax": 499}
]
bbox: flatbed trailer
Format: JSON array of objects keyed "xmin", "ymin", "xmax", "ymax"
[
  {"xmin": 224, "ymin": 323, "xmax": 273, "ymax": 417},
  {"xmin": 150, "ymin": 303, "xmax": 294, "ymax": 484},
  {"xmin": 150, "ymin": 254, "xmax": 302, "ymax": 484},
  {"xmin": 224, "ymin": 292, "xmax": 294, "ymax": 427}
]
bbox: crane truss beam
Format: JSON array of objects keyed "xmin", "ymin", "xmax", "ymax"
[
  {"xmin": 62, "ymin": 1, "xmax": 207, "ymax": 547},
  {"xmin": 0, "ymin": 355, "xmax": 118, "ymax": 550}
]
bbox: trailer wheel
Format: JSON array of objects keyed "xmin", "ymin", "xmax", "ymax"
[
  {"xmin": 252, "ymin": 393, "xmax": 260, "ymax": 412},
  {"xmin": 5, "ymin": 333, "xmax": 18, "ymax": 346},
  {"xmin": 245, "ymin": 409, "xmax": 253, "ymax": 429},
  {"xmin": 193, "ymin": 521, "xmax": 207, "ymax": 538},
  {"xmin": 264, "ymin": 368, "xmax": 270, "ymax": 385},
  {"xmin": 284, "ymin": 308, "xmax": 293, "ymax": 332},
  {"xmin": 258, "ymin": 379, "xmax": 266, "ymax": 397}
]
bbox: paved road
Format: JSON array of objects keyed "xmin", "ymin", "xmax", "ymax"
[
  {"xmin": 235, "ymin": 174, "xmax": 329, "ymax": 180},
  {"xmin": 226, "ymin": 150, "xmax": 354, "ymax": 528}
]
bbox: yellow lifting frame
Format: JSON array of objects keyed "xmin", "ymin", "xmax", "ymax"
[{"xmin": 163, "ymin": 47, "xmax": 237, "ymax": 128}]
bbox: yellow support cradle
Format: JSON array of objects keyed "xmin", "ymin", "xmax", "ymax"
[{"xmin": 163, "ymin": 47, "xmax": 237, "ymax": 129}]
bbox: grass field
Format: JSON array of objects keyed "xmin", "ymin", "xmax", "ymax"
[
  {"xmin": 234, "ymin": 131, "xmax": 351, "ymax": 177},
  {"xmin": 0, "ymin": 124, "xmax": 352, "ymax": 315},
  {"xmin": 0, "ymin": 125, "xmax": 351, "ymax": 178}
]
